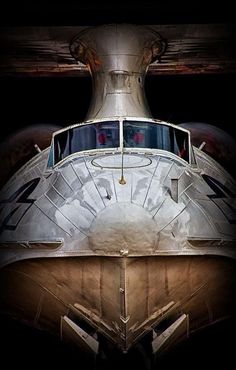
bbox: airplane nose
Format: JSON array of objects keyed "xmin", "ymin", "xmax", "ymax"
[{"xmin": 88, "ymin": 203, "xmax": 158, "ymax": 254}]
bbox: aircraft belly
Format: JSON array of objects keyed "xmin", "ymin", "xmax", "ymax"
[{"xmin": 0, "ymin": 255, "xmax": 235, "ymax": 352}]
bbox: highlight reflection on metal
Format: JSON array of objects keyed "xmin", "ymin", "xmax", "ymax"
[
  {"xmin": 70, "ymin": 24, "xmax": 166, "ymax": 120},
  {"xmin": 0, "ymin": 24, "xmax": 235, "ymax": 366}
]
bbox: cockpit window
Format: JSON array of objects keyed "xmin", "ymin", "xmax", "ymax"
[
  {"xmin": 123, "ymin": 121, "xmax": 189, "ymax": 162},
  {"xmin": 47, "ymin": 143, "xmax": 54, "ymax": 168},
  {"xmin": 51, "ymin": 119, "xmax": 190, "ymax": 166},
  {"xmin": 54, "ymin": 121, "xmax": 119, "ymax": 164}
]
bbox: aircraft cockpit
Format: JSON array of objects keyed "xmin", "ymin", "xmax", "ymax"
[{"xmin": 47, "ymin": 119, "xmax": 192, "ymax": 167}]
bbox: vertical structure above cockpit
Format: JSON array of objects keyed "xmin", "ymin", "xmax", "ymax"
[{"xmin": 70, "ymin": 24, "xmax": 166, "ymax": 120}]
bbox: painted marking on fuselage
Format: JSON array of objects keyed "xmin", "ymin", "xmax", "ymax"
[
  {"xmin": 0, "ymin": 178, "xmax": 40, "ymax": 233},
  {"xmin": 202, "ymin": 174, "xmax": 236, "ymax": 224}
]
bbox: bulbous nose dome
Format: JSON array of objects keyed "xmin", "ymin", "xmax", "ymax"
[{"xmin": 88, "ymin": 203, "xmax": 158, "ymax": 253}]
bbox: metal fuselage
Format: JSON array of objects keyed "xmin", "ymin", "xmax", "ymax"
[{"xmin": 0, "ymin": 25, "xmax": 236, "ymax": 360}]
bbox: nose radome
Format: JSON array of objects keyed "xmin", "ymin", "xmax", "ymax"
[{"xmin": 88, "ymin": 203, "xmax": 158, "ymax": 253}]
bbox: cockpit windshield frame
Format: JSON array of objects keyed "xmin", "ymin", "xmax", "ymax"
[
  {"xmin": 122, "ymin": 120, "xmax": 190, "ymax": 163},
  {"xmin": 48, "ymin": 117, "xmax": 193, "ymax": 168},
  {"xmin": 52, "ymin": 120, "xmax": 121, "ymax": 166}
]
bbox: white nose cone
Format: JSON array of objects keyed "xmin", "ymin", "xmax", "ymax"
[{"xmin": 88, "ymin": 203, "xmax": 158, "ymax": 253}]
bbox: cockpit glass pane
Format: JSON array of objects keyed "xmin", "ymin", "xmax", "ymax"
[
  {"xmin": 123, "ymin": 121, "xmax": 189, "ymax": 162},
  {"xmin": 54, "ymin": 121, "xmax": 119, "ymax": 164},
  {"xmin": 47, "ymin": 143, "xmax": 54, "ymax": 168}
]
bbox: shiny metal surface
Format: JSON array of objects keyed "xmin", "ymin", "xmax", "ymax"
[
  {"xmin": 1, "ymin": 256, "xmax": 235, "ymax": 353},
  {"xmin": 0, "ymin": 132, "xmax": 235, "ymax": 266},
  {"xmin": 70, "ymin": 24, "xmax": 166, "ymax": 120},
  {"xmin": 0, "ymin": 24, "xmax": 235, "ymax": 363}
]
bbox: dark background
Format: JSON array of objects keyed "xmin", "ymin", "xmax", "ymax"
[
  {"xmin": 0, "ymin": 0, "xmax": 236, "ymax": 26},
  {"xmin": 1, "ymin": 73, "xmax": 236, "ymax": 142}
]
